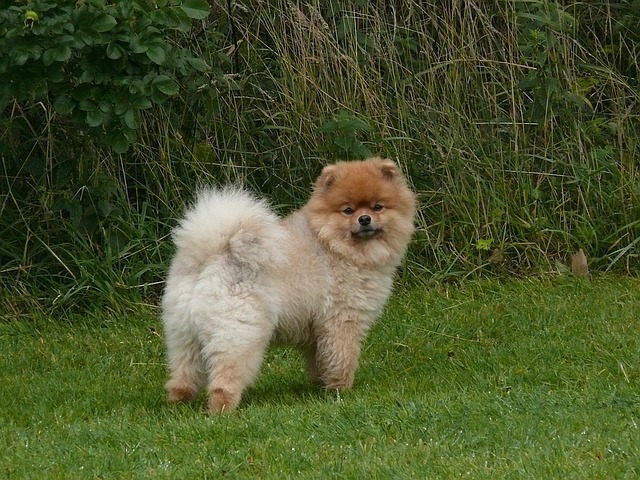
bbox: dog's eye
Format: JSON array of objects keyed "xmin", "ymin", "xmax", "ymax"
[
  {"xmin": 343, "ymin": 207, "xmax": 354, "ymax": 215},
  {"xmin": 373, "ymin": 204, "xmax": 384, "ymax": 212}
]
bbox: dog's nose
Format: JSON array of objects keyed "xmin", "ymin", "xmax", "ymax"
[{"xmin": 358, "ymin": 215, "xmax": 371, "ymax": 226}]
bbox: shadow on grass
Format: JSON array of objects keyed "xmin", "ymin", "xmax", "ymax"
[{"xmin": 242, "ymin": 378, "xmax": 324, "ymax": 410}]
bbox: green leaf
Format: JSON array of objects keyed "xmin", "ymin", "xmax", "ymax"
[
  {"xmin": 79, "ymin": 99, "xmax": 96, "ymax": 111},
  {"xmin": 92, "ymin": 14, "xmax": 117, "ymax": 33},
  {"xmin": 131, "ymin": 96, "xmax": 153, "ymax": 109},
  {"xmin": 11, "ymin": 48, "xmax": 30, "ymax": 66},
  {"xmin": 108, "ymin": 129, "xmax": 131, "ymax": 154},
  {"xmin": 114, "ymin": 97, "xmax": 130, "ymax": 115},
  {"xmin": 187, "ymin": 57, "xmax": 209, "ymax": 72},
  {"xmin": 53, "ymin": 45, "xmax": 72, "ymax": 62},
  {"xmin": 335, "ymin": 135, "xmax": 356, "ymax": 150},
  {"xmin": 42, "ymin": 49, "xmax": 55, "ymax": 66},
  {"xmin": 106, "ymin": 42, "xmax": 122, "ymax": 60},
  {"xmin": 80, "ymin": 28, "xmax": 102, "ymax": 46},
  {"xmin": 152, "ymin": 75, "xmax": 179, "ymax": 95},
  {"xmin": 43, "ymin": 45, "xmax": 72, "ymax": 65},
  {"xmin": 146, "ymin": 45, "xmax": 166, "ymax": 65},
  {"xmin": 129, "ymin": 35, "xmax": 147, "ymax": 54},
  {"xmin": 519, "ymin": 72, "xmax": 540, "ymax": 91},
  {"xmin": 86, "ymin": 109, "xmax": 105, "ymax": 127},
  {"xmin": 167, "ymin": 7, "xmax": 193, "ymax": 31},
  {"xmin": 318, "ymin": 120, "xmax": 338, "ymax": 133},
  {"xmin": 181, "ymin": 0, "xmax": 210, "ymax": 20},
  {"xmin": 344, "ymin": 116, "xmax": 373, "ymax": 132},
  {"xmin": 349, "ymin": 143, "xmax": 373, "ymax": 158},
  {"xmin": 476, "ymin": 238, "xmax": 494, "ymax": 251},
  {"xmin": 123, "ymin": 108, "xmax": 138, "ymax": 130},
  {"xmin": 0, "ymin": 89, "xmax": 15, "ymax": 112},
  {"xmin": 53, "ymin": 94, "xmax": 75, "ymax": 115},
  {"xmin": 149, "ymin": 9, "xmax": 169, "ymax": 26}
]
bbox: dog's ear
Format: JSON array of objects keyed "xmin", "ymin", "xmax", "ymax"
[
  {"xmin": 377, "ymin": 158, "xmax": 400, "ymax": 181},
  {"xmin": 316, "ymin": 164, "xmax": 338, "ymax": 190}
]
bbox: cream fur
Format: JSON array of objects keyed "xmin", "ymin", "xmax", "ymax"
[{"xmin": 162, "ymin": 159, "xmax": 415, "ymax": 413}]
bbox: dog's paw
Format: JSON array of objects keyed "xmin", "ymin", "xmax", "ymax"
[
  {"xmin": 167, "ymin": 385, "xmax": 198, "ymax": 403},
  {"xmin": 208, "ymin": 388, "xmax": 240, "ymax": 414}
]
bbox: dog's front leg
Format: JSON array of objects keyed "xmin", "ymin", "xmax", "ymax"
[{"xmin": 313, "ymin": 313, "xmax": 372, "ymax": 390}]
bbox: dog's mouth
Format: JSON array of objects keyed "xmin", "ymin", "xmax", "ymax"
[{"xmin": 352, "ymin": 227, "xmax": 383, "ymax": 239}]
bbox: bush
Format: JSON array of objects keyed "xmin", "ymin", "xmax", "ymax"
[
  {"xmin": 0, "ymin": 0, "xmax": 211, "ymax": 315},
  {"xmin": 0, "ymin": 0, "xmax": 210, "ymax": 152}
]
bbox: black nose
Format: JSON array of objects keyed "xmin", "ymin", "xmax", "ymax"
[{"xmin": 358, "ymin": 215, "xmax": 371, "ymax": 226}]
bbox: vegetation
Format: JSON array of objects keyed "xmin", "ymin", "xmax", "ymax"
[
  {"xmin": 2, "ymin": 277, "xmax": 639, "ymax": 477},
  {"xmin": 1, "ymin": 0, "xmax": 639, "ymax": 315}
]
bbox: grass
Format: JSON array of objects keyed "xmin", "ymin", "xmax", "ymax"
[{"xmin": 2, "ymin": 276, "xmax": 639, "ymax": 478}]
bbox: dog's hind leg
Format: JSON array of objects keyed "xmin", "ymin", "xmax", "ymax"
[
  {"xmin": 164, "ymin": 327, "xmax": 205, "ymax": 404},
  {"xmin": 200, "ymin": 312, "xmax": 274, "ymax": 413},
  {"xmin": 162, "ymin": 264, "xmax": 207, "ymax": 404}
]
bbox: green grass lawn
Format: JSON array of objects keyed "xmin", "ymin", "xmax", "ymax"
[{"xmin": 2, "ymin": 277, "xmax": 639, "ymax": 479}]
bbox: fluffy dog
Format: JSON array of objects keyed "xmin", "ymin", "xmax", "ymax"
[{"xmin": 162, "ymin": 157, "xmax": 416, "ymax": 412}]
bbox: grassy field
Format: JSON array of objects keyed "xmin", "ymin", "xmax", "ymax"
[{"xmin": 1, "ymin": 276, "xmax": 638, "ymax": 479}]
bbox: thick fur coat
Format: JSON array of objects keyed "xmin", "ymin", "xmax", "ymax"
[{"xmin": 162, "ymin": 158, "xmax": 416, "ymax": 412}]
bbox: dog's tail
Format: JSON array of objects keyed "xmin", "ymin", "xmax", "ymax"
[{"xmin": 171, "ymin": 187, "xmax": 286, "ymax": 272}]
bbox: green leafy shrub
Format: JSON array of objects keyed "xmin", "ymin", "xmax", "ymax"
[
  {"xmin": 0, "ymin": 0, "xmax": 212, "ymax": 315},
  {"xmin": 318, "ymin": 111, "xmax": 374, "ymax": 160},
  {"xmin": 0, "ymin": 0, "xmax": 210, "ymax": 152}
]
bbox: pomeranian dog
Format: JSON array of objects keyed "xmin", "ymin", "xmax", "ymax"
[{"xmin": 162, "ymin": 157, "xmax": 416, "ymax": 413}]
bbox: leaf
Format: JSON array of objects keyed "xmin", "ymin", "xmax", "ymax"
[
  {"xmin": 322, "ymin": 111, "xmax": 372, "ymax": 133},
  {"xmin": 167, "ymin": 7, "xmax": 193, "ymax": 31},
  {"xmin": 152, "ymin": 75, "xmax": 179, "ymax": 95},
  {"xmin": 42, "ymin": 45, "xmax": 72, "ymax": 66},
  {"xmin": 107, "ymin": 129, "xmax": 132, "ymax": 154},
  {"xmin": 42, "ymin": 49, "xmax": 56, "ymax": 66},
  {"xmin": 81, "ymin": 28, "xmax": 102, "ymax": 46},
  {"xmin": 53, "ymin": 94, "xmax": 75, "ymax": 115},
  {"xmin": 349, "ymin": 143, "xmax": 373, "ymax": 158},
  {"xmin": 53, "ymin": 45, "xmax": 72, "ymax": 62},
  {"xmin": 518, "ymin": 72, "xmax": 539, "ymax": 91},
  {"xmin": 123, "ymin": 108, "xmax": 138, "ymax": 130},
  {"xmin": 318, "ymin": 120, "xmax": 339, "ymax": 133},
  {"xmin": 571, "ymin": 249, "xmax": 590, "ymax": 278},
  {"xmin": 131, "ymin": 96, "xmax": 153, "ymax": 109},
  {"xmin": 476, "ymin": 238, "xmax": 494, "ymax": 251},
  {"xmin": 181, "ymin": 0, "xmax": 210, "ymax": 20},
  {"xmin": 334, "ymin": 135, "xmax": 356, "ymax": 150},
  {"xmin": 92, "ymin": 14, "xmax": 117, "ymax": 33},
  {"xmin": 79, "ymin": 98, "xmax": 97, "ymax": 111},
  {"xmin": 129, "ymin": 35, "xmax": 147, "ymax": 54},
  {"xmin": 11, "ymin": 47, "xmax": 34, "ymax": 66},
  {"xmin": 146, "ymin": 45, "xmax": 166, "ymax": 65},
  {"xmin": 106, "ymin": 42, "xmax": 122, "ymax": 60},
  {"xmin": 86, "ymin": 109, "xmax": 105, "ymax": 127},
  {"xmin": 149, "ymin": 9, "xmax": 169, "ymax": 26},
  {"xmin": 186, "ymin": 57, "xmax": 209, "ymax": 72},
  {"xmin": 0, "ymin": 90, "xmax": 13, "ymax": 112}
]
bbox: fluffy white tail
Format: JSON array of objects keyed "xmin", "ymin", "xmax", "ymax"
[{"xmin": 171, "ymin": 187, "xmax": 285, "ymax": 271}]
